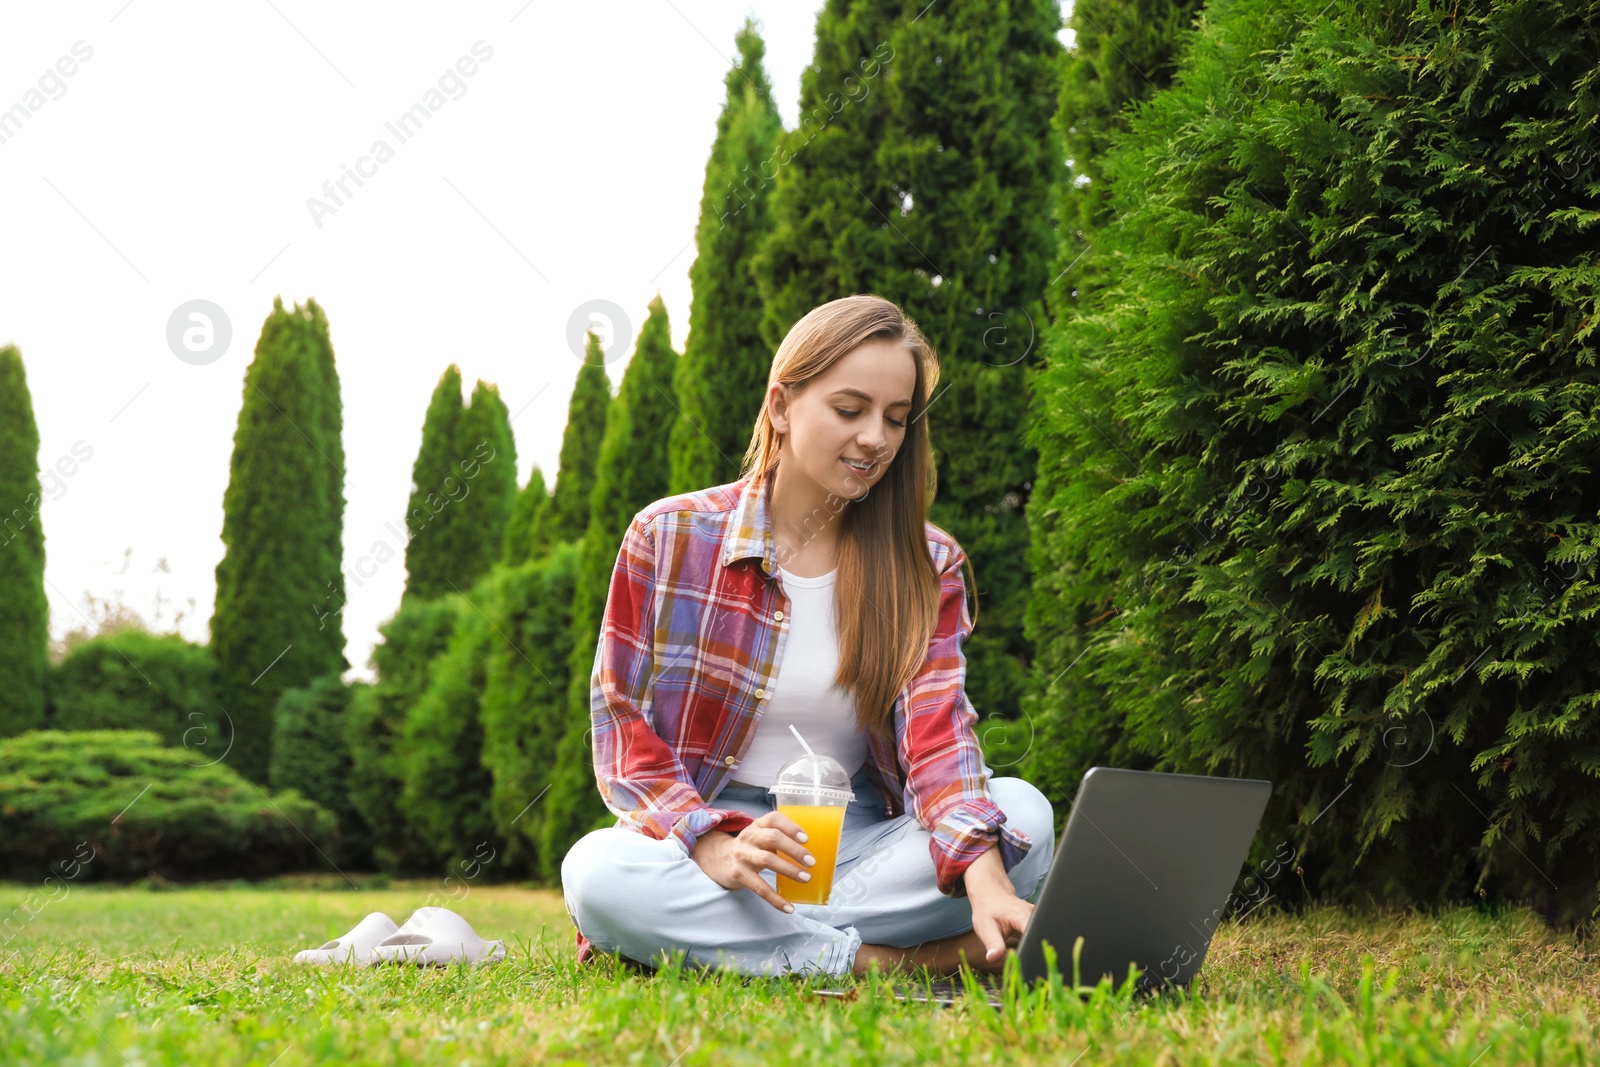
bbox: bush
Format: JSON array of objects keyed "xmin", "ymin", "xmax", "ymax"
[
  {"xmin": 344, "ymin": 596, "xmax": 460, "ymax": 874},
  {"xmin": 396, "ymin": 588, "xmax": 498, "ymax": 873},
  {"xmin": 270, "ymin": 674, "xmax": 373, "ymax": 867},
  {"xmin": 1024, "ymin": 0, "xmax": 1600, "ymax": 924},
  {"xmin": 0, "ymin": 730, "xmax": 338, "ymax": 881},
  {"xmin": 48, "ymin": 631, "xmax": 215, "ymax": 747},
  {"xmin": 479, "ymin": 545, "xmax": 580, "ymax": 877}
]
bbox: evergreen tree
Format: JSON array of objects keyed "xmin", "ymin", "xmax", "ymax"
[
  {"xmin": 1019, "ymin": 0, "xmax": 1210, "ymax": 776},
  {"xmin": 210, "ymin": 297, "xmax": 347, "ymax": 782},
  {"xmin": 450, "ymin": 380, "xmax": 518, "ymax": 590},
  {"xmin": 501, "ymin": 466, "xmax": 549, "ymax": 566},
  {"xmin": 1049, "ymin": 0, "xmax": 1206, "ymax": 318},
  {"xmin": 753, "ymin": 0, "xmax": 1064, "ymax": 723},
  {"xmin": 0, "ymin": 345, "xmax": 48, "ymax": 737},
  {"xmin": 544, "ymin": 296, "xmax": 680, "ymax": 879},
  {"xmin": 669, "ymin": 17, "xmax": 785, "ymax": 494},
  {"xmin": 1024, "ymin": 0, "xmax": 1600, "ymax": 923},
  {"xmin": 401, "ymin": 366, "xmax": 466, "ymax": 601},
  {"xmin": 528, "ymin": 339, "xmax": 611, "ymax": 555}
]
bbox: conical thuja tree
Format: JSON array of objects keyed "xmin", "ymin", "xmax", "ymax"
[
  {"xmin": 402, "ymin": 371, "xmax": 518, "ymax": 601},
  {"xmin": 402, "ymin": 366, "xmax": 466, "ymax": 602},
  {"xmin": 1023, "ymin": 0, "xmax": 1211, "ymax": 796},
  {"xmin": 528, "ymin": 339, "xmax": 611, "ymax": 557},
  {"xmin": 543, "ymin": 295, "xmax": 680, "ymax": 880},
  {"xmin": 501, "ymin": 466, "xmax": 548, "ymax": 567},
  {"xmin": 451, "ymin": 379, "xmax": 518, "ymax": 588},
  {"xmin": 1024, "ymin": 0, "xmax": 1600, "ymax": 923},
  {"xmin": 0, "ymin": 345, "xmax": 48, "ymax": 737},
  {"xmin": 1049, "ymin": 0, "xmax": 1206, "ymax": 318},
  {"xmin": 754, "ymin": 0, "xmax": 1064, "ymax": 725},
  {"xmin": 669, "ymin": 17, "xmax": 785, "ymax": 494},
  {"xmin": 211, "ymin": 296, "xmax": 348, "ymax": 782}
]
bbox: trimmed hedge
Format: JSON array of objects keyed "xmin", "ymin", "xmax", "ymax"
[
  {"xmin": 0, "ymin": 730, "xmax": 338, "ymax": 881},
  {"xmin": 344, "ymin": 596, "xmax": 460, "ymax": 874},
  {"xmin": 48, "ymin": 630, "xmax": 215, "ymax": 747},
  {"xmin": 396, "ymin": 589, "xmax": 498, "ymax": 872},
  {"xmin": 270, "ymin": 674, "xmax": 372, "ymax": 867},
  {"xmin": 479, "ymin": 544, "xmax": 580, "ymax": 877}
]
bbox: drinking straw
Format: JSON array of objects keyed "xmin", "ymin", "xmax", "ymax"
[{"xmin": 789, "ymin": 724, "xmax": 820, "ymax": 790}]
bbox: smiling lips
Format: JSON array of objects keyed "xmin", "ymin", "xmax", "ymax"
[{"xmin": 842, "ymin": 458, "xmax": 874, "ymax": 474}]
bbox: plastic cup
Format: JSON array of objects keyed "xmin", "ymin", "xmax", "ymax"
[{"xmin": 769, "ymin": 752, "xmax": 855, "ymax": 906}]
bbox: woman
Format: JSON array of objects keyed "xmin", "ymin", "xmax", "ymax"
[{"xmin": 561, "ymin": 294, "xmax": 1055, "ymax": 978}]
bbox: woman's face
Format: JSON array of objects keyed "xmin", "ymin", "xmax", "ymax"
[{"xmin": 769, "ymin": 338, "xmax": 917, "ymax": 501}]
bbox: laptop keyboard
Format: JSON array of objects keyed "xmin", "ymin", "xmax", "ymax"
[{"xmin": 880, "ymin": 976, "xmax": 1006, "ymax": 1005}]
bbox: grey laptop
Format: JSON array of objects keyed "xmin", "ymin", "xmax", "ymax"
[{"xmin": 811, "ymin": 766, "xmax": 1273, "ymax": 1007}]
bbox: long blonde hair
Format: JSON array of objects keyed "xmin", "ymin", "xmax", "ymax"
[{"xmin": 741, "ymin": 294, "xmax": 974, "ymax": 744}]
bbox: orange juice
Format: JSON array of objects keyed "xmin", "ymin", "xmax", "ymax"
[{"xmin": 775, "ymin": 803, "xmax": 847, "ymax": 905}]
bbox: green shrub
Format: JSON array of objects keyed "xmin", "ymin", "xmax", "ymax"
[
  {"xmin": 396, "ymin": 588, "xmax": 498, "ymax": 872},
  {"xmin": 344, "ymin": 596, "xmax": 460, "ymax": 874},
  {"xmin": 479, "ymin": 545, "xmax": 580, "ymax": 876},
  {"xmin": 48, "ymin": 631, "xmax": 215, "ymax": 747},
  {"xmin": 1025, "ymin": 0, "xmax": 1600, "ymax": 924},
  {"xmin": 270, "ymin": 674, "xmax": 372, "ymax": 867},
  {"xmin": 0, "ymin": 730, "xmax": 337, "ymax": 881}
]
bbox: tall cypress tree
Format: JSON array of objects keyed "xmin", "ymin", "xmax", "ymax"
[
  {"xmin": 451, "ymin": 380, "xmax": 518, "ymax": 590},
  {"xmin": 669, "ymin": 18, "xmax": 785, "ymax": 494},
  {"xmin": 211, "ymin": 296, "xmax": 348, "ymax": 782},
  {"xmin": 501, "ymin": 466, "xmax": 549, "ymax": 566},
  {"xmin": 1025, "ymin": 0, "xmax": 1600, "ymax": 920},
  {"xmin": 1050, "ymin": 0, "xmax": 1207, "ymax": 318},
  {"xmin": 1019, "ymin": 0, "xmax": 1209, "ymax": 774},
  {"xmin": 528, "ymin": 339, "xmax": 611, "ymax": 556},
  {"xmin": 754, "ymin": 0, "xmax": 1064, "ymax": 723},
  {"xmin": 402, "ymin": 367, "xmax": 466, "ymax": 602},
  {"xmin": 0, "ymin": 345, "xmax": 48, "ymax": 737},
  {"xmin": 544, "ymin": 295, "xmax": 680, "ymax": 879}
]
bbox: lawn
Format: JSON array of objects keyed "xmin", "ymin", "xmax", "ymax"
[{"xmin": 1, "ymin": 875, "xmax": 1596, "ymax": 1065}]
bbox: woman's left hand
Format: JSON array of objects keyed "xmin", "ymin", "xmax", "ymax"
[
  {"xmin": 963, "ymin": 846, "xmax": 1032, "ymax": 966},
  {"xmin": 969, "ymin": 887, "xmax": 1034, "ymax": 967}
]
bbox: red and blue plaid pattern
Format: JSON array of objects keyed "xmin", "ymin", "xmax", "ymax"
[{"xmin": 573, "ymin": 473, "xmax": 1033, "ymax": 963}]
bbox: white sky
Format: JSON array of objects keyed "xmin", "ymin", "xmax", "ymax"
[{"xmin": 1, "ymin": 1, "xmax": 1072, "ymax": 681}]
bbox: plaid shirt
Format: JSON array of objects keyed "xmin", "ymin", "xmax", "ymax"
[{"xmin": 573, "ymin": 473, "xmax": 1034, "ymax": 964}]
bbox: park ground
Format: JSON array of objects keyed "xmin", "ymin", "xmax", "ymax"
[{"xmin": 1, "ymin": 875, "xmax": 1597, "ymax": 1065}]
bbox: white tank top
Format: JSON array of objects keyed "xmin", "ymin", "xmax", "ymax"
[{"xmin": 729, "ymin": 563, "xmax": 869, "ymax": 787}]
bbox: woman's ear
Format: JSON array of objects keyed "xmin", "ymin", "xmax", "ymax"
[{"xmin": 768, "ymin": 383, "xmax": 791, "ymax": 434}]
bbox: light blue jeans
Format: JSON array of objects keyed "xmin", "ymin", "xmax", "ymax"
[{"xmin": 560, "ymin": 768, "xmax": 1055, "ymax": 977}]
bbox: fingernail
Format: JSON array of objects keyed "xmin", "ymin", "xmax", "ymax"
[
  {"xmin": 797, "ymin": 832, "xmax": 808, "ymax": 842},
  {"xmin": 800, "ymin": 872, "xmax": 811, "ymax": 881},
  {"xmin": 804, "ymin": 855, "xmax": 816, "ymax": 866},
  {"xmin": 784, "ymin": 903, "xmax": 795, "ymax": 913}
]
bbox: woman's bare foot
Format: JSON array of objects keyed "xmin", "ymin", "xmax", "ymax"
[{"xmin": 850, "ymin": 929, "xmax": 1005, "ymax": 977}]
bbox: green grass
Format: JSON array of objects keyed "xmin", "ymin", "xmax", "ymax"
[{"xmin": 2, "ymin": 876, "xmax": 1596, "ymax": 1065}]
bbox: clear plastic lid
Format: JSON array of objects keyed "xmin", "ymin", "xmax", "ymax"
[{"xmin": 768, "ymin": 752, "xmax": 856, "ymax": 805}]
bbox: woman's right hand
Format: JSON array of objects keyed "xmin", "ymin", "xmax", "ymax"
[{"xmin": 690, "ymin": 810, "xmax": 818, "ymax": 912}]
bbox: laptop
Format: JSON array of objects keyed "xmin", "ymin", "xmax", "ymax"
[{"xmin": 810, "ymin": 766, "xmax": 1272, "ymax": 1008}]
